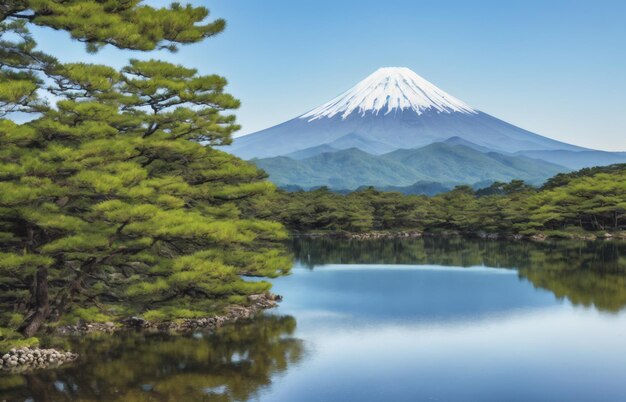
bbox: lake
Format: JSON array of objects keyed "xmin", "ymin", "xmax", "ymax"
[{"xmin": 2, "ymin": 237, "xmax": 626, "ymax": 401}]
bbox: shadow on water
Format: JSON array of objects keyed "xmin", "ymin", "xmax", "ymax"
[
  {"xmin": 0, "ymin": 315, "xmax": 304, "ymax": 402},
  {"xmin": 293, "ymin": 237, "xmax": 626, "ymax": 312}
]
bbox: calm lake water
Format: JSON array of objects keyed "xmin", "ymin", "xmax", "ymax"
[{"xmin": 3, "ymin": 237, "xmax": 626, "ymax": 401}]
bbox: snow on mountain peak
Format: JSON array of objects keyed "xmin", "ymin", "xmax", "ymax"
[{"xmin": 300, "ymin": 67, "xmax": 477, "ymax": 121}]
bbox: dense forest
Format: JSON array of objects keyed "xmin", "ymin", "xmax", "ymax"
[
  {"xmin": 257, "ymin": 164, "xmax": 626, "ymax": 237},
  {"xmin": 0, "ymin": 2, "xmax": 289, "ymax": 349}
]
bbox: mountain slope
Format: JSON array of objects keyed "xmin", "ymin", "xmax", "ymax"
[
  {"xmin": 252, "ymin": 142, "xmax": 569, "ymax": 190},
  {"xmin": 229, "ymin": 67, "xmax": 585, "ymax": 160},
  {"xmin": 286, "ymin": 133, "xmax": 397, "ymax": 160},
  {"xmin": 382, "ymin": 143, "xmax": 567, "ymax": 184},
  {"xmin": 443, "ymin": 136, "xmax": 495, "ymax": 153},
  {"xmin": 286, "ymin": 144, "xmax": 338, "ymax": 160},
  {"xmin": 253, "ymin": 148, "xmax": 425, "ymax": 189},
  {"xmin": 327, "ymin": 133, "xmax": 397, "ymax": 155}
]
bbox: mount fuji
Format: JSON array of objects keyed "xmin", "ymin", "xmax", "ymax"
[
  {"xmin": 229, "ymin": 67, "xmax": 582, "ymax": 160},
  {"xmin": 227, "ymin": 67, "xmax": 626, "ymax": 190}
]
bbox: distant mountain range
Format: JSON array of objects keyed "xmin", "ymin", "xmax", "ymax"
[
  {"xmin": 253, "ymin": 141, "xmax": 568, "ymax": 190},
  {"xmin": 227, "ymin": 67, "xmax": 626, "ymax": 190}
]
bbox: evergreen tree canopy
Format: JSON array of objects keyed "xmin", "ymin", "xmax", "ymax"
[
  {"xmin": 0, "ymin": 1, "xmax": 290, "ymax": 348},
  {"xmin": 268, "ymin": 165, "xmax": 626, "ymax": 237}
]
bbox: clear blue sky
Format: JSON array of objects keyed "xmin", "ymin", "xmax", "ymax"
[{"xmin": 31, "ymin": 0, "xmax": 626, "ymax": 151}]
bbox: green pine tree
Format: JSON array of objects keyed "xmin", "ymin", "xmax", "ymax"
[{"xmin": 0, "ymin": 1, "xmax": 290, "ymax": 347}]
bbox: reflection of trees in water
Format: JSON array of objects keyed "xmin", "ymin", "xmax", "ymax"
[
  {"xmin": 293, "ymin": 237, "xmax": 626, "ymax": 312},
  {"xmin": 0, "ymin": 315, "xmax": 304, "ymax": 402}
]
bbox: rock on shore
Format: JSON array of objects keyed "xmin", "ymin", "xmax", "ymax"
[
  {"xmin": 0, "ymin": 347, "xmax": 77, "ymax": 372},
  {"xmin": 343, "ymin": 231, "xmax": 423, "ymax": 240}
]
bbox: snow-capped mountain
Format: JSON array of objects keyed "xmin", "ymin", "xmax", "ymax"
[
  {"xmin": 228, "ymin": 67, "xmax": 583, "ymax": 160},
  {"xmin": 300, "ymin": 67, "xmax": 476, "ymax": 120}
]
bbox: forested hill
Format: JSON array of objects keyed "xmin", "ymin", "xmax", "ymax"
[
  {"xmin": 252, "ymin": 164, "xmax": 626, "ymax": 238},
  {"xmin": 252, "ymin": 142, "xmax": 569, "ymax": 190}
]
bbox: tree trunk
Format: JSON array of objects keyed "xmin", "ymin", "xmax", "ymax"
[{"xmin": 19, "ymin": 265, "xmax": 50, "ymax": 338}]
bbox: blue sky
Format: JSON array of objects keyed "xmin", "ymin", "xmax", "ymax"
[{"xmin": 31, "ymin": 0, "xmax": 626, "ymax": 151}]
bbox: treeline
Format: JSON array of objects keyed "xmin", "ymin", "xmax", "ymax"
[{"xmin": 255, "ymin": 165, "xmax": 626, "ymax": 236}]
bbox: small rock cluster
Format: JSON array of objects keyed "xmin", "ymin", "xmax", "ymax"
[
  {"xmin": 346, "ymin": 231, "xmax": 423, "ymax": 240},
  {"xmin": 55, "ymin": 320, "xmax": 119, "ymax": 336},
  {"xmin": 0, "ymin": 348, "xmax": 77, "ymax": 372},
  {"xmin": 475, "ymin": 231, "xmax": 501, "ymax": 240}
]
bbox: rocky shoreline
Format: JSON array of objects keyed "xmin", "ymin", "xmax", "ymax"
[
  {"xmin": 1, "ymin": 293, "xmax": 280, "ymax": 373},
  {"xmin": 342, "ymin": 230, "xmax": 424, "ymax": 240},
  {"xmin": 56, "ymin": 293, "xmax": 281, "ymax": 336},
  {"xmin": 297, "ymin": 230, "xmax": 625, "ymax": 242},
  {"xmin": 300, "ymin": 230, "xmax": 424, "ymax": 240}
]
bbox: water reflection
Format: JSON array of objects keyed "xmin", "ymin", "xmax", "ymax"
[
  {"xmin": 257, "ymin": 237, "xmax": 626, "ymax": 401},
  {"xmin": 0, "ymin": 315, "xmax": 304, "ymax": 402},
  {"xmin": 273, "ymin": 264, "xmax": 557, "ymax": 326},
  {"xmin": 293, "ymin": 237, "xmax": 626, "ymax": 312},
  {"xmin": 3, "ymin": 237, "xmax": 626, "ymax": 402}
]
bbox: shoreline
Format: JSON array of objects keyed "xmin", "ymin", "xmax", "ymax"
[
  {"xmin": 1, "ymin": 293, "xmax": 281, "ymax": 373},
  {"xmin": 55, "ymin": 293, "xmax": 281, "ymax": 336},
  {"xmin": 293, "ymin": 229, "xmax": 626, "ymax": 242}
]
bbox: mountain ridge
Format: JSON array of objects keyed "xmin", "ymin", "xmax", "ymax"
[{"xmin": 252, "ymin": 142, "xmax": 569, "ymax": 190}]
